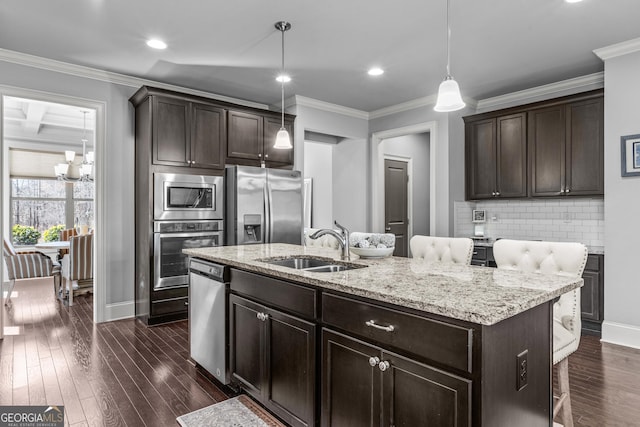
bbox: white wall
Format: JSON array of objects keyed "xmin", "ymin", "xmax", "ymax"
[
  {"xmin": 333, "ymin": 138, "xmax": 368, "ymax": 232},
  {"xmin": 382, "ymin": 133, "xmax": 430, "ymax": 236},
  {"xmin": 304, "ymin": 141, "xmax": 333, "ymax": 228},
  {"xmin": 601, "ymin": 48, "xmax": 640, "ymax": 348}
]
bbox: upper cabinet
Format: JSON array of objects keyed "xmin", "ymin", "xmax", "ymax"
[
  {"xmin": 529, "ymin": 96, "xmax": 604, "ymax": 197},
  {"xmin": 152, "ymin": 96, "xmax": 226, "ymax": 170},
  {"xmin": 130, "ymin": 86, "xmax": 295, "ymax": 173},
  {"xmin": 465, "ymin": 113, "xmax": 527, "ymax": 200},
  {"xmin": 464, "ymin": 89, "xmax": 603, "ymax": 200},
  {"xmin": 227, "ymin": 111, "xmax": 294, "ymax": 167}
]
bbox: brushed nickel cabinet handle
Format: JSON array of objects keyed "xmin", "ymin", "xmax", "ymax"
[
  {"xmin": 378, "ymin": 361, "xmax": 390, "ymax": 372},
  {"xmin": 365, "ymin": 320, "xmax": 395, "ymax": 332},
  {"xmin": 368, "ymin": 356, "xmax": 380, "ymax": 367}
]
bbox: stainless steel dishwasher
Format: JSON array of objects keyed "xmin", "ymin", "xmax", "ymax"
[{"xmin": 188, "ymin": 258, "xmax": 230, "ymax": 384}]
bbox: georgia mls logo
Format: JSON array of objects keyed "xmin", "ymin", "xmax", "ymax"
[{"xmin": 0, "ymin": 405, "xmax": 64, "ymax": 427}]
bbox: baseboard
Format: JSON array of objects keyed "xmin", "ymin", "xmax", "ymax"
[
  {"xmin": 104, "ymin": 301, "xmax": 135, "ymax": 322},
  {"xmin": 601, "ymin": 321, "xmax": 640, "ymax": 349}
]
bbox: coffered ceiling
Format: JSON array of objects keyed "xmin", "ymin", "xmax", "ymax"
[{"xmin": 0, "ymin": 0, "xmax": 639, "ymax": 112}]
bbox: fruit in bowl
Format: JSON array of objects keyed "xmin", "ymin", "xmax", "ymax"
[{"xmin": 350, "ymin": 246, "xmax": 395, "ymax": 258}]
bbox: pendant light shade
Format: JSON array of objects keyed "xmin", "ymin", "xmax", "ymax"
[
  {"xmin": 274, "ymin": 21, "xmax": 292, "ymax": 150},
  {"xmin": 434, "ymin": 0, "xmax": 465, "ymax": 112},
  {"xmin": 434, "ymin": 76, "xmax": 465, "ymax": 112}
]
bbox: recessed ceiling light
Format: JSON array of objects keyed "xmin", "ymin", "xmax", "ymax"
[
  {"xmin": 368, "ymin": 67, "xmax": 384, "ymax": 76},
  {"xmin": 146, "ymin": 39, "xmax": 167, "ymax": 50},
  {"xmin": 276, "ymin": 74, "xmax": 291, "ymax": 83},
  {"xmin": 565, "ymin": 0, "xmax": 583, "ymax": 3}
]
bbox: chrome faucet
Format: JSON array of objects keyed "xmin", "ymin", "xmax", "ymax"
[{"xmin": 309, "ymin": 220, "xmax": 351, "ymax": 260}]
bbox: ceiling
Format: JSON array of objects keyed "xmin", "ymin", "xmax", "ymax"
[{"xmin": 0, "ymin": 0, "xmax": 638, "ymax": 112}]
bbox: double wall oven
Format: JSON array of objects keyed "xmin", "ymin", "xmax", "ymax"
[{"xmin": 153, "ymin": 173, "xmax": 224, "ymax": 291}]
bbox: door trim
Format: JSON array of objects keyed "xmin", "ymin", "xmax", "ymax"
[
  {"xmin": 371, "ymin": 122, "xmax": 436, "ymax": 236},
  {"xmin": 383, "ymin": 155, "xmax": 413, "ymax": 254},
  {"xmin": 0, "ymin": 84, "xmax": 106, "ymax": 324}
]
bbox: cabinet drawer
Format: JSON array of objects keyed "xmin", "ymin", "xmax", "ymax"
[
  {"xmin": 585, "ymin": 254, "xmax": 601, "ymax": 272},
  {"xmin": 322, "ymin": 293, "xmax": 473, "ymax": 373},
  {"xmin": 230, "ymin": 269, "xmax": 317, "ymax": 320},
  {"xmin": 151, "ymin": 297, "xmax": 188, "ymax": 316}
]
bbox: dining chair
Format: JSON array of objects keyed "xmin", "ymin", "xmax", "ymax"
[
  {"xmin": 493, "ymin": 239, "xmax": 588, "ymax": 427},
  {"xmin": 2, "ymin": 237, "xmax": 61, "ymax": 305},
  {"xmin": 58, "ymin": 227, "xmax": 78, "ymax": 259},
  {"xmin": 60, "ymin": 233, "xmax": 94, "ymax": 306},
  {"xmin": 409, "ymin": 235, "xmax": 474, "ymax": 265}
]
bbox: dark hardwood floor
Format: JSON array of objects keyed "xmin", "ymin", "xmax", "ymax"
[
  {"xmin": 1, "ymin": 278, "xmax": 229, "ymax": 427},
  {"xmin": 3, "ymin": 278, "xmax": 640, "ymax": 426}
]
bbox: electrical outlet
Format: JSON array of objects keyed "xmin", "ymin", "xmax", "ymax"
[{"xmin": 516, "ymin": 350, "xmax": 528, "ymax": 391}]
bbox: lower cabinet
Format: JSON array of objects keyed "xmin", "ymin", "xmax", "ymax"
[
  {"xmin": 322, "ymin": 329, "xmax": 471, "ymax": 427},
  {"xmin": 229, "ymin": 294, "xmax": 316, "ymax": 427}
]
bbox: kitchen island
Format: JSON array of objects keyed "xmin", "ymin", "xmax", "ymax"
[{"xmin": 185, "ymin": 243, "xmax": 582, "ymax": 427}]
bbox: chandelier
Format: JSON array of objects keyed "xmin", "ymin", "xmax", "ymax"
[{"xmin": 54, "ymin": 110, "xmax": 94, "ymax": 182}]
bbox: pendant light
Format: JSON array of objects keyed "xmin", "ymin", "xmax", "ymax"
[
  {"xmin": 434, "ymin": 0, "xmax": 465, "ymax": 112},
  {"xmin": 274, "ymin": 21, "xmax": 293, "ymax": 149}
]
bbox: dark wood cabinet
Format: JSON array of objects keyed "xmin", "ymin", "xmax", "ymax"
[
  {"xmin": 581, "ymin": 254, "xmax": 604, "ymax": 335},
  {"xmin": 230, "ymin": 292, "xmax": 315, "ymax": 427},
  {"xmin": 152, "ymin": 95, "xmax": 225, "ymax": 170},
  {"xmin": 465, "ymin": 113, "xmax": 527, "ymax": 200},
  {"xmin": 464, "ymin": 89, "xmax": 603, "ymax": 200},
  {"xmin": 227, "ymin": 111, "xmax": 294, "ymax": 167},
  {"xmin": 529, "ymin": 94, "xmax": 603, "ymax": 197},
  {"xmin": 322, "ymin": 329, "xmax": 471, "ymax": 427}
]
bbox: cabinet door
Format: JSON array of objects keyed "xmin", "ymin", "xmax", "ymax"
[
  {"xmin": 322, "ymin": 329, "xmax": 381, "ymax": 427},
  {"xmin": 565, "ymin": 97, "xmax": 604, "ymax": 196},
  {"xmin": 265, "ymin": 307, "xmax": 316, "ymax": 427},
  {"xmin": 264, "ymin": 116, "xmax": 294, "ymax": 165},
  {"xmin": 227, "ymin": 110, "xmax": 263, "ymax": 161},
  {"xmin": 496, "ymin": 113, "xmax": 527, "ymax": 198},
  {"xmin": 466, "ymin": 119, "xmax": 496, "ymax": 200},
  {"xmin": 152, "ymin": 96, "xmax": 190, "ymax": 167},
  {"xmin": 529, "ymin": 105, "xmax": 566, "ymax": 196},
  {"xmin": 381, "ymin": 351, "xmax": 471, "ymax": 427},
  {"xmin": 581, "ymin": 270, "xmax": 600, "ymax": 322},
  {"xmin": 229, "ymin": 295, "xmax": 265, "ymax": 396},
  {"xmin": 191, "ymin": 103, "xmax": 226, "ymax": 170}
]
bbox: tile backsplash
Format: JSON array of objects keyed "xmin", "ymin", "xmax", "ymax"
[{"xmin": 454, "ymin": 198, "xmax": 604, "ymax": 248}]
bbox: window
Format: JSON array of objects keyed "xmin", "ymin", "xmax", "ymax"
[{"xmin": 10, "ymin": 177, "xmax": 94, "ymax": 246}]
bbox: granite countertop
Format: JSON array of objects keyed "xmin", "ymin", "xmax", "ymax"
[{"xmin": 184, "ymin": 243, "xmax": 582, "ymax": 326}]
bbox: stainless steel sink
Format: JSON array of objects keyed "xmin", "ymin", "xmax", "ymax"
[{"xmin": 262, "ymin": 257, "xmax": 366, "ymax": 273}]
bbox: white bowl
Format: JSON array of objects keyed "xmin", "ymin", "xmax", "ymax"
[{"xmin": 350, "ymin": 246, "xmax": 394, "ymax": 259}]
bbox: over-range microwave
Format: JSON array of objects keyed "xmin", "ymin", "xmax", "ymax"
[{"xmin": 154, "ymin": 173, "xmax": 224, "ymax": 221}]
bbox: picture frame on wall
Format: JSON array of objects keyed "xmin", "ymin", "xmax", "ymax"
[
  {"xmin": 472, "ymin": 209, "xmax": 486, "ymax": 223},
  {"xmin": 621, "ymin": 134, "xmax": 640, "ymax": 177}
]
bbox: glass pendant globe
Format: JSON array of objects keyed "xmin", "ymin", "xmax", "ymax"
[
  {"xmin": 434, "ymin": 77, "xmax": 466, "ymax": 112},
  {"xmin": 274, "ymin": 127, "xmax": 292, "ymax": 149}
]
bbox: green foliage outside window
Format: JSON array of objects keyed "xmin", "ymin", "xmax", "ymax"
[
  {"xmin": 43, "ymin": 224, "xmax": 65, "ymax": 242},
  {"xmin": 12, "ymin": 224, "xmax": 41, "ymax": 245}
]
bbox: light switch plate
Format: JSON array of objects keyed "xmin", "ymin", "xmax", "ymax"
[{"xmin": 516, "ymin": 349, "xmax": 528, "ymax": 391}]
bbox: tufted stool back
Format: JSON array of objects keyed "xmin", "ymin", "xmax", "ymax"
[
  {"xmin": 304, "ymin": 228, "xmax": 340, "ymax": 249},
  {"xmin": 409, "ymin": 236, "xmax": 474, "ymax": 265},
  {"xmin": 493, "ymin": 239, "xmax": 587, "ymax": 426}
]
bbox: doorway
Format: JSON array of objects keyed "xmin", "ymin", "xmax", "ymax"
[
  {"xmin": 384, "ymin": 158, "xmax": 410, "ymax": 257},
  {"xmin": 1, "ymin": 88, "xmax": 105, "ymax": 337}
]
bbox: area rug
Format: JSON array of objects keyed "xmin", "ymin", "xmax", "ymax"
[{"xmin": 176, "ymin": 395, "xmax": 287, "ymax": 427}]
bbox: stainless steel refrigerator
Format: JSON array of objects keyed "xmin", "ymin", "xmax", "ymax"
[{"xmin": 225, "ymin": 165, "xmax": 303, "ymax": 245}]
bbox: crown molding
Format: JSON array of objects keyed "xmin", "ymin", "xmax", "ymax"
[
  {"xmin": 594, "ymin": 37, "xmax": 640, "ymax": 60},
  {"xmin": 291, "ymin": 95, "xmax": 369, "ymax": 120},
  {"xmin": 369, "ymin": 95, "xmax": 435, "ymax": 119},
  {"xmin": 0, "ymin": 48, "xmax": 269, "ymax": 110},
  {"xmin": 475, "ymin": 72, "xmax": 604, "ymax": 112}
]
